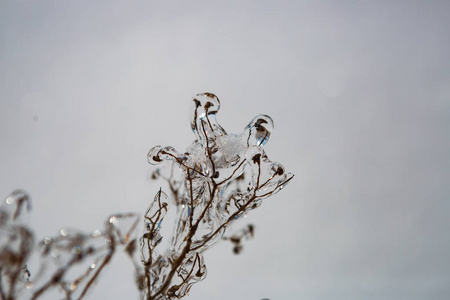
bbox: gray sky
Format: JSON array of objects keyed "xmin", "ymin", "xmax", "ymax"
[{"xmin": 1, "ymin": 1, "xmax": 449, "ymax": 299}]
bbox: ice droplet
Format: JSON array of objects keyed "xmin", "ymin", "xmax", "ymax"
[
  {"xmin": 191, "ymin": 93, "xmax": 226, "ymax": 144},
  {"xmin": 148, "ymin": 145, "xmax": 186, "ymax": 168},
  {"xmin": 148, "ymin": 145, "xmax": 164, "ymax": 165},
  {"xmin": 1, "ymin": 189, "xmax": 31, "ymax": 222},
  {"xmin": 3, "ymin": 190, "xmax": 30, "ymax": 206},
  {"xmin": 244, "ymin": 115, "xmax": 274, "ymax": 146},
  {"xmin": 51, "ymin": 249, "xmax": 59, "ymax": 258},
  {"xmin": 60, "ymin": 228, "xmax": 68, "ymax": 236}
]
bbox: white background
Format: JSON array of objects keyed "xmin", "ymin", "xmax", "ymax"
[{"xmin": 1, "ymin": 1, "xmax": 449, "ymax": 299}]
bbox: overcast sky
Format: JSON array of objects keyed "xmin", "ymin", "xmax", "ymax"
[{"xmin": 1, "ymin": 1, "xmax": 450, "ymax": 299}]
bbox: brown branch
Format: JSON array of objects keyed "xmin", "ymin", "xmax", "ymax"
[
  {"xmin": 176, "ymin": 253, "xmax": 200, "ymax": 289},
  {"xmin": 216, "ymin": 159, "xmax": 246, "ymax": 186},
  {"xmin": 193, "ymin": 182, "xmax": 217, "ymax": 229},
  {"xmin": 77, "ymin": 239, "xmax": 115, "ymax": 300},
  {"xmin": 151, "ymin": 164, "xmax": 216, "ymax": 299},
  {"xmin": 31, "ymin": 254, "xmax": 84, "ymax": 300},
  {"xmin": 160, "ymin": 152, "xmax": 207, "ymax": 178},
  {"xmin": 190, "ymin": 161, "xmax": 262, "ymax": 253},
  {"xmin": 187, "ymin": 174, "xmax": 194, "ymax": 229},
  {"xmin": 200, "ymin": 119, "xmax": 216, "ymax": 179},
  {"xmin": 256, "ymin": 175, "xmax": 294, "ymax": 199},
  {"xmin": 151, "ymin": 224, "xmax": 196, "ymax": 299},
  {"xmin": 142, "ymin": 189, "xmax": 168, "ymax": 298}
]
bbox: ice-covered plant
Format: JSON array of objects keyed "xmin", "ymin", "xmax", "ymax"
[
  {"xmin": 0, "ymin": 189, "xmax": 140, "ymax": 300},
  {"xmin": 139, "ymin": 93, "xmax": 293, "ymax": 299},
  {"xmin": 0, "ymin": 93, "xmax": 293, "ymax": 300}
]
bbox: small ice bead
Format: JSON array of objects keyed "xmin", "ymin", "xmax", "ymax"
[
  {"xmin": 192, "ymin": 93, "xmax": 220, "ymax": 120},
  {"xmin": 69, "ymin": 282, "xmax": 77, "ymax": 291},
  {"xmin": 2, "ymin": 189, "xmax": 31, "ymax": 221},
  {"xmin": 4, "ymin": 189, "xmax": 29, "ymax": 205},
  {"xmin": 51, "ymin": 249, "xmax": 59, "ymax": 258},
  {"xmin": 60, "ymin": 228, "xmax": 69, "ymax": 236},
  {"xmin": 71, "ymin": 245, "xmax": 81, "ymax": 255},
  {"xmin": 148, "ymin": 145, "xmax": 163, "ymax": 165},
  {"xmin": 269, "ymin": 163, "xmax": 285, "ymax": 176}
]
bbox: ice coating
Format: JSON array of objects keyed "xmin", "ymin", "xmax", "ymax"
[
  {"xmin": 30, "ymin": 212, "xmax": 139, "ymax": 300},
  {"xmin": 143, "ymin": 93, "xmax": 294, "ymax": 298},
  {"xmin": 0, "ymin": 190, "xmax": 33, "ymax": 299},
  {"xmin": 190, "ymin": 93, "xmax": 226, "ymax": 144},
  {"xmin": 2, "ymin": 189, "xmax": 31, "ymax": 223},
  {"xmin": 0, "ymin": 93, "xmax": 293, "ymax": 300},
  {"xmin": 0, "ymin": 189, "xmax": 140, "ymax": 300},
  {"xmin": 244, "ymin": 114, "xmax": 274, "ymax": 146}
]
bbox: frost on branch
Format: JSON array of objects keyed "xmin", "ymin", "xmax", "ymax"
[{"xmin": 142, "ymin": 93, "xmax": 294, "ymax": 299}]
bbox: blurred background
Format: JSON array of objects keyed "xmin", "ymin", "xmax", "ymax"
[{"xmin": 1, "ymin": 1, "xmax": 449, "ymax": 299}]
